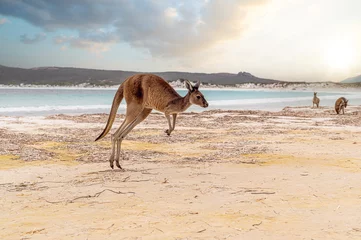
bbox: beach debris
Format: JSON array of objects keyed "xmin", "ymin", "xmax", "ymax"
[
  {"xmin": 25, "ymin": 228, "xmax": 46, "ymax": 235},
  {"xmin": 251, "ymin": 192, "xmax": 275, "ymax": 195},
  {"xmin": 252, "ymin": 221, "xmax": 263, "ymax": 227},
  {"xmin": 189, "ymin": 211, "xmax": 199, "ymax": 215},
  {"xmin": 122, "ymin": 176, "xmax": 130, "ymax": 182},
  {"xmin": 44, "ymin": 189, "xmax": 135, "ymax": 204}
]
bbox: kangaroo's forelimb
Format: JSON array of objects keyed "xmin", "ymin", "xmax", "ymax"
[{"xmin": 165, "ymin": 113, "xmax": 177, "ymax": 136}]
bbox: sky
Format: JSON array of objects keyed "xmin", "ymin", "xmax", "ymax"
[{"xmin": 0, "ymin": 0, "xmax": 360, "ymax": 82}]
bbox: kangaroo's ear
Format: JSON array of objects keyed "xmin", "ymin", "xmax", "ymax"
[
  {"xmin": 346, "ymin": 99, "xmax": 349, "ymax": 103},
  {"xmin": 194, "ymin": 80, "xmax": 200, "ymax": 89},
  {"xmin": 185, "ymin": 80, "xmax": 194, "ymax": 92}
]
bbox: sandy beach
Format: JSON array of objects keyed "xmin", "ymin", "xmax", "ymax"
[{"xmin": 1, "ymin": 106, "xmax": 361, "ymax": 239}]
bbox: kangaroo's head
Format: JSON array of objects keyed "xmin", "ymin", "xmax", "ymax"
[
  {"xmin": 314, "ymin": 92, "xmax": 317, "ymax": 96},
  {"xmin": 185, "ymin": 80, "xmax": 208, "ymax": 108},
  {"xmin": 345, "ymin": 99, "xmax": 349, "ymax": 108}
]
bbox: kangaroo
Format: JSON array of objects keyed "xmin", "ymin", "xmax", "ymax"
[
  {"xmin": 95, "ymin": 74, "xmax": 209, "ymax": 169},
  {"xmin": 313, "ymin": 92, "xmax": 320, "ymax": 108},
  {"xmin": 335, "ymin": 97, "xmax": 348, "ymax": 114}
]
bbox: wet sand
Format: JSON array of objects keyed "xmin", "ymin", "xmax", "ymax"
[{"xmin": 1, "ymin": 106, "xmax": 361, "ymax": 239}]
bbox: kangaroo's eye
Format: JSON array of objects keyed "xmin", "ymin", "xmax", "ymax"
[{"xmin": 197, "ymin": 96, "xmax": 201, "ymax": 99}]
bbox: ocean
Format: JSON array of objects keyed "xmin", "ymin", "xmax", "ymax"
[{"xmin": 0, "ymin": 87, "xmax": 360, "ymax": 116}]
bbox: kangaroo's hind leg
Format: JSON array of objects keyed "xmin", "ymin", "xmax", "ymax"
[
  {"xmin": 114, "ymin": 108, "xmax": 152, "ymax": 169},
  {"xmin": 108, "ymin": 116, "xmax": 129, "ymax": 169},
  {"xmin": 111, "ymin": 106, "xmax": 143, "ymax": 169}
]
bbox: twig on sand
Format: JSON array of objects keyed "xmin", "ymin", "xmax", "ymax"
[
  {"xmin": 251, "ymin": 192, "xmax": 275, "ymax": 195},
  {"xmin": 121, "ymin": 175, "xmax": 151, "ymax": 182},
  {"xmin": 162, "ymin": 178, "xmax": 168, "ymax": 184},
  {"xmin": 25, "ymin": 228, "xmax": 45, "ymax": 235},
  {"xmin": 238, "ymin": 161, "xmax": 257, "ymax": 164},
  {"xmin": 44, "ymin": 199, "xmax": 63, "ymax": 204},
  {"xmin": 107, "ymin": 224, "xmax": 115, "ymax": 229},
  {"xmin": 69, "ymin": 189, "xmax": 135, "ymax": 203},
  {"xmin": 231, "ymin": 189, "xmax": 275, "ymax": 195},
  {"xmin": 197, "ymin": 229, "xmax": 206, "ymax": 233},
  {"xmin": 129, "ymin": 179, "xmax": 151, "ymax": 182},
  {"xmin": 44, "ymin": 189, "xmax": 135, "ymax": 204},
  {"xmin": 252, "ymin": 221, "xmax": 263, "ymax": 227},
  {"xmin": 141, "ymin": 171, "xmax": 159, "ymax": 175},
  {"xmin": 201, "ymin": 220, "xmax": 212, "ymax": 227},
  {"xmin": 122, "ymin": 176, "xmax": 130, "ymax": 182},
  {"xmin": 230, "ymin": 190, "xmax": 244, "ymax": 195}
]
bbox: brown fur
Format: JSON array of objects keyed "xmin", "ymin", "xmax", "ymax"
[
  {"xmin": 313, "ymin": 92, "xmax": 320, "ymax": 108},
  {"xmin": 95, "ymin": 74, "xmax": 208, "ymax": 169},
  {"xmin": 335, "ymin": 97, "xmax": 348, "ymax": 114}
]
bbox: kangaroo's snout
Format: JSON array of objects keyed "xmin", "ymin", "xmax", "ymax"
[{"xmin": 203, "ymin": 102, "xmax": 209, "ymax": 108}]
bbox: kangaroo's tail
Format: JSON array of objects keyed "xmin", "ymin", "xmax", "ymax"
[
  {"xmin": 95, "ymin": 84, "xmax": 124, "ymax": 141},
  {"xmin": 335, "ymin": 103, "xmax": 340, "ymax": 114}
]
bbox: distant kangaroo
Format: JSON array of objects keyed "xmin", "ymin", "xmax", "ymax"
[
  {"xmin": 335, "ymin": 97, "xmax": 348, "ymax": 114},
  {"xmin": 95, "ymin": 74, "xmax": 209, "ymax": 169},
  {"xmin": 313, "ymin": 92, "xmax": 320, "ymax": 108}
]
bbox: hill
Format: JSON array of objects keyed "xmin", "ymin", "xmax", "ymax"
[
  {"xmin": 0, "ymin": 65, "xmax": 281, "ymax": 86},
  {"xmin": 342, "ymin": 74, "xmax": 361, "ymax": 83}
]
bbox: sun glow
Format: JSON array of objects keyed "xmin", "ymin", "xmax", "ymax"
[{"xmin": 324, "ymin": 38, "xmax": 355, "ymax": 71}]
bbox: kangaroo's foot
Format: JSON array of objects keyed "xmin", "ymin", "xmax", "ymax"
[
  {"xmin": 114, "ymin": 152, "xmax": 122, "ymax": 169},
  {"xmin": 109, "ymin": 134, "xmax": 116, "ymax": 169},
  {"xmin": 115, "ymin": 160, "xmax": 123, "ymax": 170},
  {"xmin": 109, "ymin": 154, "xmax": 115, "ymax": 169},
  {"xmin": 165, "ymin": 129, "xmax": 172, "ymax": 136},
  {"xmin": 115, "ymin": 151, "xmax": 128, "ymax": 170}
]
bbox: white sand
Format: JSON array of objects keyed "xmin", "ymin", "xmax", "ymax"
[{"xmin": 1, "ymin": 107, "xmax": 361, "ymax": 239}]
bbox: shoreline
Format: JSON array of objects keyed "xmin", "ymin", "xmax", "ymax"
[{"xmin": 1, "ymin": 82, "xmax": 361, "ymax": 92}]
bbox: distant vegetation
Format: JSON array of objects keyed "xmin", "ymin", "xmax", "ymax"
[
  {"xmin": 0, "ymin": 65, "xmax": 281, "ymax": 86},
  {"xmin": 1, "ymin": 65, "xmax": 360, "ymax": 87}
]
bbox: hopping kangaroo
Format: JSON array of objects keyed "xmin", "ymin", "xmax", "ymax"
[
  {"xmin": 313, "ymin": 92, "xmax": 320, "ymax": 108},
  {"xmin": 335, "ymin": 97, "xmax": 348, "ymax": 114},
  {"xmin": 95, "ymin": 74, "xmax": 208, "ymax": 169}
]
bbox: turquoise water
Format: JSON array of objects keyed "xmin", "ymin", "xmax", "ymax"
[{"xmin": 0, "ymin": 87, "xmax": 360, "ymax": 116}]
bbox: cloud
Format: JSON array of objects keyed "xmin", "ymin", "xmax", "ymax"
[
  {"xmin": 20, "ymin": 33, "xmax": 47, "ymax": 44},
  {"xmin": 1, "ymin": 0, "xmax": 269, "ymax": 56},
  {"xmin": 53, "ymin": 33, "xmax": 115, "ymax": 54},
  {"xmin": 0, "ymin": 17, "xmax": 8, "ymax": 25},
  {"xmin": 164, "ymin": 7, "xmax": 178, "ymax": 19}
]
